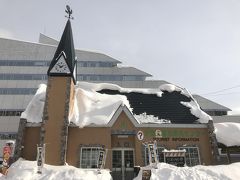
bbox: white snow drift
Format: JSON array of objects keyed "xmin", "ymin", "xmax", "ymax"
[
  {"xmin": 134, "ymin": 162, "xmax": 240, "ymax": 180},
  {"xmin": 0, "ymin": 159, "xmax": 111, "ymax": 180},
  {"xmin": 1, "ymin": 159, "xmax": 240, "ymax": 180}
]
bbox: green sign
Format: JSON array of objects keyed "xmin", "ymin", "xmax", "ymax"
[{"xmin": 144, "ymin": 129, "xmax": 203, "ymax": 138}]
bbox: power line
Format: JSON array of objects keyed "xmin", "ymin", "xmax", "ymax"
[
  {"xmin": 201, "ymin": 84, "xmax": 240, "ymax": 96},
  {"xmin": 203, "ymin": 91, "xmax": 240, "ymax": 96}
]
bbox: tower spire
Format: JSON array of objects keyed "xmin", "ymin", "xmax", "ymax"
[{"xmin": 47, "ymin": 5, "xmax": 77, "ymax": 84}]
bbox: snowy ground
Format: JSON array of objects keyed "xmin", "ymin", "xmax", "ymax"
[
  {"xmin": 1, "ymin": 159, "xmax": 240, "ymax": 180},
  {"xmin": 0, "ymin": 159, "xmax": 112, "ymax": 180},
  {"xmin": 134, "ymin": 162, "xmax": 240, "ymax": 180}
]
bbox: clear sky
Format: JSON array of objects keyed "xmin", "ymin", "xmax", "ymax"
[{"xmin": 1, "ymin": 0, "xmax": 240, "ymax": 114}]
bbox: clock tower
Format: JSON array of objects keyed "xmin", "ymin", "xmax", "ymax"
[{"xmin": 40, "ymin": 6, "xmax": 76, "ymax": 165}]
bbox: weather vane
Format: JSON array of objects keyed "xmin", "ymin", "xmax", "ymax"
[{"xmin": 65, "ymin": 5, "xmax": 73, "ymax": 20}]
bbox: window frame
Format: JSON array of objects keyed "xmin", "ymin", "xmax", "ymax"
[
  {"xmin": 144, "ymin": 146, "xmax": 165, "ymax": 165},
  {"xmin": 178, "ymin": 146, "xmax": 201, "ymax": 166},
  {"xmin": 80, "ymin": 147, "xmax": 103, "ymax": 169}
]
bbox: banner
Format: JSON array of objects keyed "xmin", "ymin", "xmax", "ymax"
[
  {"xmin": 2, "ymin": 145, "xmax": 12, "ymax": 174},
  {"xmin": 1, "ymin": 140, "xmax": 14, "ymax": 175},
  {"xmin": 37, "ymin": 144, "xmax": 45, "ymax": 174},
  {"xmin": 97, "ymin": 149, "xmax": 106, "ymax": 169},
  {"xmin": 147, "ymin": 142, "xmax": 158, "ymax": 165}
]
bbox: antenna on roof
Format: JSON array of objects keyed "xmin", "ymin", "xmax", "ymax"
[{"xmin": 65, "ymin": 5, "xmax": 74, "ymax": 20}]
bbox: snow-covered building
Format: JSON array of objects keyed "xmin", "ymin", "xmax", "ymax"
[
  {"xmin": 15, "ymin": 81, "xmax": 219, "ymax": 179},
  {"xmin": 12, "ymin": 16, "xmax": 219, "ymax": 180}
]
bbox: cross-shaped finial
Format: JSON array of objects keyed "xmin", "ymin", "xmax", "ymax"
[{"xmin": 65, "ymin": 5, "xmax": 73, "ymax": 20}]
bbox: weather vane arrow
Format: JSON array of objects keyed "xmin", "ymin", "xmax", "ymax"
[{"xmin": 65, "ymin": 5, "xmax": 73, "ymax": 20}]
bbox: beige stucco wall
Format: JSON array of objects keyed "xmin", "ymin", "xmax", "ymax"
[{"xmin": 21, "ymin": 111, "xmax": 214, "ymax": 168}]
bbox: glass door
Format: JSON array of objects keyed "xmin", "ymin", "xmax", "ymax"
[{"xmin": 112, "ymin": 149, "xmax": 134, "ymax": 180}]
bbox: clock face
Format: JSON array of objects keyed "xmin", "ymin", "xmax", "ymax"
[
  {"xmin": 50, "ymin": 54, "xmax": 71, "ymax": 74},
  {"xmin": 55, "ymin": 61, "xmax": 69, "ymax": 72}
]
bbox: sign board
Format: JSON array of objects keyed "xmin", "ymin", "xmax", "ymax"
[
  {"xmin": 137, "ymin": 131, "xmax": 144, "ymax": 141},
  {"xmin": 165, "ymin": 157, "xmax": 185, "ymax": 167},
  {"xmin": 163, "ymin": 150, "xmax": 186, "ymax": 167},
  {"xmin": 37, "ymin": 145, "xmax": 45, "ymax": 174},
  {"xmin": 1, "ymin": 144, "xmax": 13, "ymax": 175},
  {"xmin": 147, "ymin": 142, "xmax": 158, "ymax": 164},
  {"xmin": 97, "ymin": 149, "xmax": 106, "ymax": 169}
]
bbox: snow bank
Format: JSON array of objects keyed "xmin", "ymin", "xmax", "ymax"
[
  {"xmin": 214, "ymin": 122, "xmax": 240, "ymax": 147},
  {"xmin": 0, "ymin": 159, "xmax": 111, "ymax": 180},
  {"xmin": 134, "ymin": 162, "xmax": 240, "ymax": 180}
]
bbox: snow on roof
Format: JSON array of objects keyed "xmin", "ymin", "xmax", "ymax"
[
  {"xmin": 76, "ymin": 81, "xmax": 163, "ymax": 97},
  {"xmin": 21, "ymin": 83, "xmax": 131, "ymax": 127},
  {"xmin": 70, "ymin": 86, "xmax": 131, "ymax": 127},
  {"xmin": 2, "ymin": 158, "xmax": 111, "ymax": 180},
  {"xmin": 214, "ymin": 122, "xmax": 240, "ymax": 147},
  {"xmin": 134, "ymin": 113, "xmax": 171, "ymax": 124},
  {"xmin": 21, "ymin": 82, "xmax": 211, "ymax": 126},
  {"xmin": 21, "ymin": 84, "xmax": 46, "ymax": 123},
  {"xmin": 158, "ymin": 84, "xmax": 212, "ymax": 123}
]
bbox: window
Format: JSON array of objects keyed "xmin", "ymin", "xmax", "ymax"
[
  {"xmin": 80, "ymin": 147, "xmax": 102, "ymax": 168},
  {"xmin": 0, "ymin": 110, "xmax": 23, "ymax": 116},
  {"xmin": 0, "ymin": 60, "xmax": 50, "ymax": 66},
  {"xmin": 0, "ymin": 88, "xmax": 37, "ymax": 95},
  {"xmin": 0, "ymin": 74, "xmax": 48, "ymax": 80},
  {"xmin": 145, "ymin": 146, "xmax": 165, "ymax": 165},
  {"xmin": 179, "ymin": 146, "xmax": 200, "ymax": 166}
]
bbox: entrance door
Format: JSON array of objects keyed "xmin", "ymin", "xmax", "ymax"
[{"xmin": 112, "ymin": 149, "xmax": 134, "ymax": 180}]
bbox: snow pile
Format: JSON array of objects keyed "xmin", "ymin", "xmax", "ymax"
[
  {"xmin": 134, "ymin": 162, "xmax": 240, "ymax": 180},
  {"xmin": 134, "ymin": 113, "xmax": 171, "ymax": 124},
  {"xmin": 0, "ymin": 159, "xmax": 112, "ymax": 180},
  {"xmin": 214, "ymin": 122, "xmax": 240, "ymax": 147}
]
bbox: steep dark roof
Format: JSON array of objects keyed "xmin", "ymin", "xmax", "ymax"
[
  {"xmin": 98, "ymin": 89, "xmax": 199, "ymax": 124},
  {"xmin": 193, "ymin": 95, "xmax": 231, "ymax": 111},
  {"xmin": 47, "ymin": 19, "xmax": 76, "ymax": 82}
]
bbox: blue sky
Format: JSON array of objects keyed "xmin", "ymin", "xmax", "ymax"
[{"xmin": 1, "ymin": 0, "xmax": 240, "ymax": 114}]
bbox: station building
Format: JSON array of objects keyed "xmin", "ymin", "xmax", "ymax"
[{"xmin": 13, "ymin": 16, "xmax": 218, "ymax": 180}]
